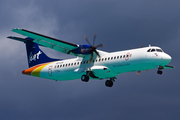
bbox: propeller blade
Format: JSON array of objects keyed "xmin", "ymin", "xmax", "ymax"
[
  {"xmin": 93, "ymin": 33, "xmax": 97, "ymax": 46},
  {"xmin": 94, "ymin": 50, "xmax": 100, "ymax": 58},
  {"xmin": 90, "ymin": 52, "xmax": 94, "ymax": 62},
  {"xmin": 84, "ymin": 35, "xmax": 92, "ymax": 45},
  {"xmin": 96, "ymin": 44, "xmax": 104, "ymax": 48}
]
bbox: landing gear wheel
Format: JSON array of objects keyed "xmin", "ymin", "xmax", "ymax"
[
  {"xmin": 105, "ymin": 80, "xmax": 113, "ymax": 87},
  {"xmin": 157, "ymin": 70, "xmax": 163, "ymax": 75},
  {"xmin": 81, "ymin": 75, "xmax": 89, "ymax": 82}
]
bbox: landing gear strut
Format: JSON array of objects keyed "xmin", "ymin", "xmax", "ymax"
[
  {"xmin": 81, "ymin": 75, "xmax": 89, "ymax": 82},
  {"xmin": 157, "ymin": 70, "xmax": 163, "ymax": 75}
]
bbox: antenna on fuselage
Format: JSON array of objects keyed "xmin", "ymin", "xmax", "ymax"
[{"xmin": 149, "ymin": 44, "xmax": 151, "ymax": 47}]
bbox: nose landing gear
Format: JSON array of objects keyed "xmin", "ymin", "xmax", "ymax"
[
  {"xmin": 157, "ymin": 66, "xmax": 163, "ymax": 75},
  {"xmin": 157, "ymin": 70, "xmax": 163, "ymax": 75}
]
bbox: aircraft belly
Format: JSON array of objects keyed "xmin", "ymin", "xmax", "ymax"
[{"xmin": 55, "ymin": 70, "xmax": 81, "ymax": 81}]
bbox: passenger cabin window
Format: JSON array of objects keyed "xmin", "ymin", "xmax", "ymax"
[
  {"xmin": 123, "ymin": 55, "xmax": 125, "ymax": 58},
  {"xmin": 117, "ymin": 56, "xmax": 119, "ymax": 59}
]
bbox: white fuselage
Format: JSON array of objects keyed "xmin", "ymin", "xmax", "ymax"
[{"xmin": 31, "ymin": 46, "xmax": 171, "ymax": 81}]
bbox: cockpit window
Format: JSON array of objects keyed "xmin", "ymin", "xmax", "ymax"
[
  {"xmin": 156, "ymin": 49, "xmax": 163, "ymax": 52},
  {"xmin": 151, "ymin": 49, "xmax": 155, "ymax": 52},
  {"xmin": 147, "ymin": 49, "xmax": 151, "ymax": 52},
  {"xmin": 147, "ymin": 48, "xmax": 164, "ymax": 52}
]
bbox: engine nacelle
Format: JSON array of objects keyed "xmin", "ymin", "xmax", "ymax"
[{"xmin": 71, "ymin": 45, "xmax": 91, "ymax": 55}]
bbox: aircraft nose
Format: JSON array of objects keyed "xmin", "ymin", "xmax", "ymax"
[
  {"xmin": 163, "ymin": 54, "xmax": 172, "ymax": 63},
  {"xmin": 165, "ymin": 54, "xmax": 171, "ymax": 60}
]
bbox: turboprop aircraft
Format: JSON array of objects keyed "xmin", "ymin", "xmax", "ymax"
[{"xmin": 8, "ymin": 28, "xmax": 174, "ymax": 87}]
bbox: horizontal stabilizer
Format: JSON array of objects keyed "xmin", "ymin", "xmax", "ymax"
[
  {"xmin": 7, "ymin": 36, "xmax": 44, "ymax": 47},
  {"xmin": 7, "ymin": 36, "xmax": 33, "ymax": 43}
]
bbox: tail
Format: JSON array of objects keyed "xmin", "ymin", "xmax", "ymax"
[{"xmin": 7, "ymin": 36, "xmax": 60, "ymax": 68}]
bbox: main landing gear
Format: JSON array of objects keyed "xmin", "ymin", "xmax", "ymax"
[
  {"xmin": 81, "ymin": 75, "xmax": 89, "ymax": 82},
  {"xmin": 105, "ymin": 78, "xmax": 115, "ymax": 87},
  {"xmin": 81, "ymin": 73, "xmax": 115, "ymax": 87}
]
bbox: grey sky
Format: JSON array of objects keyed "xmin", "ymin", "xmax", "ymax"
[{"xmin": 0, "ymin": 0, "xmax": 180, "ymax": 120}]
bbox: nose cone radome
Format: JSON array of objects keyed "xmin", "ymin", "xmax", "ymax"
[
  {"xmin": 165, "ymin": 54, "xmax": 171, "ymax": 60},
  {"xmin": 163, "ymin": 54, "xmax": 172, "ymax": 63}
]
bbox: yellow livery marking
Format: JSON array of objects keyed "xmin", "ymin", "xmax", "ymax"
[{"xmin": 31, "ymin": 63, "xmax": 51, "ymax": 77}]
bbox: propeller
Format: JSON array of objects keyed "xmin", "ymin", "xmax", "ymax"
[{"xmin": 84, "ymin": 33, "xmax": 104, "ymax": 62}]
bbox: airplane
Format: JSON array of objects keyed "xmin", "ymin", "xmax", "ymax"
[{"xmin": 7, "ymin": 28, "xmax": 174, "ymax": 87}]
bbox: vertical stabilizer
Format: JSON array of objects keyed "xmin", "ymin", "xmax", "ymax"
[{"xmin": 25, "ymin": 40, "xmax": 59, "ymax": 68}]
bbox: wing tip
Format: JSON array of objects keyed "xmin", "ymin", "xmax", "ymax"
[
  {"xmin": 12, "ymin": 28, "xmax": 22, "ymax": 31},
  {"xmin": 164, "ymin": 65, "xmax": 175, "ymax": 69},
  {"xmin": 7, "ymin": 36, "xmax": 13, "ymax": 38}
]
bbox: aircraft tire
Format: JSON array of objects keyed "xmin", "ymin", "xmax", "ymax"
[
  {"xmin": 81, "ymin": 75, "xmax": 89, "ymax": 82},
  {"xmin": 105, "ymin": 80, "xmax": 113, "ymax": 87},
  {"xmin": 157, "ymin": 70, "xmax": 163, "ymax": 75}
]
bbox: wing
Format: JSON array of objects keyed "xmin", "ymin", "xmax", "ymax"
[
  {"xmin": 9, "ymin": 28, "xmax": 108, "ymax": 58},
  {"xmin": 163, "ymin": 65, "xmax": 175, "ymax": 69},
  {"xmin": 11, "ymin": 28, "xmax": 80, "ymax": 56}
]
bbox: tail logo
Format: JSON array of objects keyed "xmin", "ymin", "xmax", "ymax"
[{"xmin": 29, "ymin": 51, "xmax": 42, "ymax": 63}]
